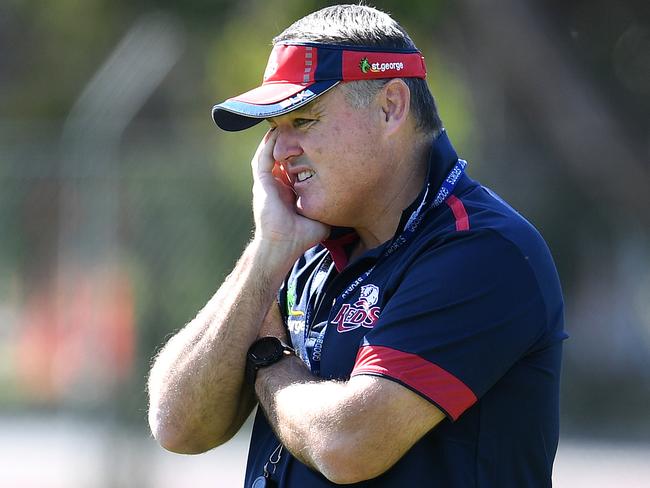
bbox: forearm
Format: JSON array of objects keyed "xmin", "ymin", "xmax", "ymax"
[
  {"xmin": 255, "ymin": 357, "xmax": 321, "ymax": 465},
  {"xmin": 148, "ymin": 238, "xmax": 293, "ymax": 453},
  {"xmin": 255, "ymin": 355, "xmax": 444, "ymax": 484},
  {"xmin": 255, "ymin": 357, "xmax": 367, "ymax": 482}
]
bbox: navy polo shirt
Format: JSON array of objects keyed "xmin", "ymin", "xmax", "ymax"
[{"xmin": 244, "ymin": 131, "xmax": 567, "ymax": 487}]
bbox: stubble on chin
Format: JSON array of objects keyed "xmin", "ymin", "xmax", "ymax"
[
  {"xmin": 295, "ymin": 196, "xmax": 315, "ymax": 221},
  {"xmin": 295, "ymin": 196, "xmax": 329, "ymax": 226}
]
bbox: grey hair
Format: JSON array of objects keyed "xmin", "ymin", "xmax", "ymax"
[{"xmin": 273, "ymin": 4, "xmax": 442, "ymax": 135}]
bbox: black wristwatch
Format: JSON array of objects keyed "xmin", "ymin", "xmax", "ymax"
[{"xmin": 246, "ymin": 336, "xmax": 295, "ymax": 385}]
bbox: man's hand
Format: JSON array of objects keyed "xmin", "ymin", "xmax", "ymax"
[{"xmin": 252, "ymin": 129, "xmax": 329, "ymax": 264}]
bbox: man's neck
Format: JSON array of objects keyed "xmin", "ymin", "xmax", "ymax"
[{"xmin": 353, "ymin": 134, "xmax": 430, "ymax": 253}]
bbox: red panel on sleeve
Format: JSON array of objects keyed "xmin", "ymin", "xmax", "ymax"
[{"xmin": 351, "ymin": 345, "xmax": 477, "ymax": 421}]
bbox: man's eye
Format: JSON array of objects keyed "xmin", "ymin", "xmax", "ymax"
[{"xmin": 293, "ymin": 118, "xmax": 314, "ymax": 128}]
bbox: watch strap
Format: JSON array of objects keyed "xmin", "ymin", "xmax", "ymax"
[{"xmin": 246, "ymin": 337, "xmax": 294, "ymax": 385}]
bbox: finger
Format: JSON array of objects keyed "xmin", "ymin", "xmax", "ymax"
[
  {"xmin": 252, "ymin": 128, "xmax": 278, "ymax": 175},
  {"xmin": 273, "ymin": 176, "xmax": 297, "ymax": 204}
]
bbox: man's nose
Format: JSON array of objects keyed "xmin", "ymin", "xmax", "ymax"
[{"xmin": 272, "ymin": 129, "xmax": 304, "ymax": 163}]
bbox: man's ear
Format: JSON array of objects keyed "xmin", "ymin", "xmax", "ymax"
[{"xmin": 379, "ymin": 79, "xmax": 411, "ymax": 135}]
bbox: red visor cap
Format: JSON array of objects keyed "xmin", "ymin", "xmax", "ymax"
[{"xmin": 212, "ymin": 43, "xmax": 426, "ymax": 131}]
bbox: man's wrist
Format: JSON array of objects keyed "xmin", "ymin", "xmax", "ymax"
[
  {"xmin": 249, "ymin": 236, "xmax": 303, "ymax": 277},
  {"xmin": 246, "ymin": 336, "xmax": 295, "ymax": 386}
]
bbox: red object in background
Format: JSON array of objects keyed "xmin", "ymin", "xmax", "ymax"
[{"xmin": 17, "ymin": 266, "xmax": 135, "ymax": 402}]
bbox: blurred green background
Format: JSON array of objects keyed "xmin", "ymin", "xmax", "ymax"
[{"xmin": 1, "ymin": 0, "xmax": 649, "ymax": 486}]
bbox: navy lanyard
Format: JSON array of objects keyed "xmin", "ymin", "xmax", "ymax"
[{"xmin": 304, "ymin": 159, "xmax": 468, "ymax": 375}]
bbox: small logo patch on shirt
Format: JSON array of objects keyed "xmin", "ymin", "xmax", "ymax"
[{"xmin": 332, "ymin": 284, "xmax": 381, "ymax": 333}]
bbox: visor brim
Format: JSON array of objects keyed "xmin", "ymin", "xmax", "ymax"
[{"xmin": 212, "ymin": 80, "xmax": 339, "ymax": 131}]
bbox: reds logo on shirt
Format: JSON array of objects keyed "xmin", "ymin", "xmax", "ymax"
[{"xmin": 332, "ymin": 284, "xmax": 381, "ymax": 333}]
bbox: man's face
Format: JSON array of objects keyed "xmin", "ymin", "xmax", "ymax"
[{"xmin": 268, "ymin": 85, "xmax": 388, "ymax": 227}]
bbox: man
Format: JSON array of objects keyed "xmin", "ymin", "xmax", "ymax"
[{"xmin": 148, "ymin": 5, "xmax": 567, "ymax": 487}]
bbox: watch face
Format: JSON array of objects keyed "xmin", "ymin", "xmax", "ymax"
[{"xmin": 250, "ymin": 337, "xmax": 282, "ymax": 362}]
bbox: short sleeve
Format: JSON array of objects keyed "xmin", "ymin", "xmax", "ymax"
[{"xmin": 350, "ymin": 230, "xmax": 556, "ymax": 421}]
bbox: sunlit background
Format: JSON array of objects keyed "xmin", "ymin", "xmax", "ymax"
[{"xmin": 1, "ymin": 0, "xmax": 649, "ymax": 486}]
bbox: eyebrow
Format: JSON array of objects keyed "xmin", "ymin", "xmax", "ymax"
[
  {"xmin": 291, "ymin": 98, "xmax": 324, "ymax": 116},
  {"xmin": 267, "ymin": 98, "xmax": 324, "ymax": 123},
  {"xmin": 305, "ymin": 97, "xmax": 325, "ymax": 113}
]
